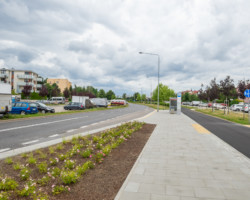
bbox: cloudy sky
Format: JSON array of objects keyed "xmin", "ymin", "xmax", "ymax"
[{"xmin": 0, "ymin": 0, "xmax": 250, "ymax": 96}]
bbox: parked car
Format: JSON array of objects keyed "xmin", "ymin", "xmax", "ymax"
[
  {"xmin": 64, "ymin": 102, "xmax": 85, "ymax": 110},
  {"xmin": 199, "ymin": 102, "xmax": 208, "ymax": 107},
  {"xmin": 50, "ymin": 97, "xmax": 65, "ymax": 104},
  {"xmin": 10, "ymin": 102, "xmax": 38, "ymax": 115},
  {"xmin": 243, "ymin": 104, "xmax": 249, "ymax": 113},
  {"xmin": 230, "ymin": 104, "xmax": 244, "ymax": 111},
  {"xmin": 34, "ymin": 102, "xmax": 55, "ymax": 113}
]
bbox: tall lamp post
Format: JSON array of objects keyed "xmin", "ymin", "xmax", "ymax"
[{"xmin": 139, "ymin": 52, "xmax": 160, "ymax": 112}]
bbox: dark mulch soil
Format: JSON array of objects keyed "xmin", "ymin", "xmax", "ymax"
[{"xmin": 0, "ymin": 123, "xmax": 155, "ymax": 200}]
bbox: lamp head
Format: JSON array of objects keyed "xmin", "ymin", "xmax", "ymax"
[{"xmin": 139, "ymin": 52, "xmax": 143, "ymax": 54}]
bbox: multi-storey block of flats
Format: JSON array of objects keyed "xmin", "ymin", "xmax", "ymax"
[{"xmin": 0, "ymin": 68, "xmax": 43, "ymax": 93}]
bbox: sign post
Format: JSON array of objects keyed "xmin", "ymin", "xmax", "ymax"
[
  {"xmin": 177, "ymin": 92, "xmax": 181, "ymax": 115},
  {"xmin": 244, "ymin": 89, "xmax": 250, "ymax": 123}
]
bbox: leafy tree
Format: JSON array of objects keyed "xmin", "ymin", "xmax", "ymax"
[
  {"xmin": 39, "ymin": 85, "xmax": 48, "ymax": 97},
  {"xmin": 208, "ymin": 78, "xmax": 220, "ymax": 101},
  {"xmin": 190, "ymin": 94, "xmax": 199, "ymax": 101},
  {"xmin": 141, "ymin": 94, "xmax": 146, "ymax": 101},
  {"xmin": 122, "ymin": 93, "xmax": 127, "ymax": 99},
  {"xmin": 133, "ymin": 92, "xmax": 140, "ymax": 101},
  {"xmin": 220, "ymin": 76, "xmax": 236, "ymax": 100},
  {"xmin": 83, "ymin": 91, "xmax": 96, "ymax": 98},
  {"xmin": 30, "ymin": 92, "xmax": 42, "ymax": 100},
  {"xmin": 51, "ymin": 83, "xmax": 61, "ymax": 97},
  {"xmin": 237, "ymin": 80, "xmax": 250, "ymax": 99},
  {"xmin": 98, "ymin": 89, "xmax": 106, "ymax": 98},
  {"xmin": 106, "ymin": 90, "xmax": 115, "ymax": 100},
  {"xmin": 137, "ymin": 93, "xmax": 141, "ymax": 101},
  {"xmin": 22, "ymin": 84, "xmax": 32, "ymax": 98},
  {"xmin": 63, "ymin": 88, "xmax": 70, "ymax": 98},
  {"xmin": 152, "ymin": 83, "xmax": 175, "ymax": 102},
  {"xmin": 182, "ymin": 92, "xmax": 191, "ymax": 102}
]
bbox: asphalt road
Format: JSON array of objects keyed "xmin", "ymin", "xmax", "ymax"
[
  {"xmin": 182, "ymin": 107, "xmax": 250, "ymax": 158},
  {"xmin": 0, "ymin": 104, "xmax": 153, "ymax": 152}
]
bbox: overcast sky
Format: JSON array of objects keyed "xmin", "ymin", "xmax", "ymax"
[{"xmin": 0, "ymin": 0, "xmax": 250, "ymax": 96}]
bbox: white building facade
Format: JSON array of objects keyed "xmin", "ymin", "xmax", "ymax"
[{"xmin": 0, "ymin": 68, "xmax": 43, "ymax": 93}]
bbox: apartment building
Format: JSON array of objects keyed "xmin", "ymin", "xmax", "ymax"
[
  {"xmin": 0, "ymin": 68, "xmax": 43, "ymax": 93},
  {"xmin": 47, "ymin": 78, "xmax": 71, "ymax": 93}
]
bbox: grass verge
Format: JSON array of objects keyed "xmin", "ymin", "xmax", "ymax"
[
  {"xmin": 183, "ymin": 106, "xmax": 250, "ymax": 125},
  {"xmin": 0, "ymin": 105, "xmax": 128, "ymax": 120}
]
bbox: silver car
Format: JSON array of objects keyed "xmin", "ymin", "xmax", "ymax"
[{"xmin": 243, "ymin": 104, "xmax": 249, "ymax": 113}]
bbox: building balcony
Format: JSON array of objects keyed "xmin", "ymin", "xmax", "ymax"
[
  {"xmin": 36, "ymin": 84, "xmax": 42, "ymax": 88},
  {"xmin": 17, "ymin": 74, "xmax": 34, "ymax": 79},
  {"xmin": 17, "ymin": 82, "xmax": 34, "ymax": 87},
  {"xmin": 36, "ymin": 77, "xmax": 43, "ymax": 82},
  {"xmin": 0, "ymin": 74, "xmax": 8, "ymax": 78}
]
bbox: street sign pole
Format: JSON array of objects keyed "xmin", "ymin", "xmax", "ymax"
[{"xmin": 244, "ymin": 89, "xmax": 250, "ymax": 123}]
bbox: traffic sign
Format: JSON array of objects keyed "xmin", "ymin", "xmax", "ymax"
[{"xmin": 244, "ymin": 89, "xmax": 250, "ymax": 98}]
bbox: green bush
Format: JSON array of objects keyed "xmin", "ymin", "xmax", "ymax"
[{"xmin": 0, "ymin": 178, "xmax": 18, "ymax": 191}]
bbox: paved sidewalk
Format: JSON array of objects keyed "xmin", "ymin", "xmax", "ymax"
[{"xmin": 115, "ymin": 110, "xmax": 250, "ymax": 200}]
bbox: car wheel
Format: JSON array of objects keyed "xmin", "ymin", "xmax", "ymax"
[
  {"xmin": 42, "ymin": 110, "xmax": 45, "ymax": 114},
  {"xmin": 20, "ymin": 111, "xmax": 25, "ymax": 115}
]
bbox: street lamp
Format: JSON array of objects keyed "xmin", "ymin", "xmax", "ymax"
[{"xmin": 139, "ymin": 51, "xmax": 160, "ymax": 112}]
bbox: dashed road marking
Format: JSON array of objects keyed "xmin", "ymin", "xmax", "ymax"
[
  {"xmin": 49, "ymin": 134, "xmax": 59, "ymax": 138},
  {"xmin": 0, "ymin": 148, "xmax": 11, "ymax": 153},
  {"xmin": 0, "ymin": 116, "xmax": 87, "ymax": 133},
  {"xmin": 80, "ymin": 126, "xmax": 87, "ymax": 129},
  {"xmin": 67, "ymin": 129, "xmax": 77, "ymax": 133},
  {"xmin": 192, "ymin": 124, "xmax": 210, "ymax": 134},
  {"xmin": 22, "ymin": 140, "xmax": 39, "ymax": 145}
]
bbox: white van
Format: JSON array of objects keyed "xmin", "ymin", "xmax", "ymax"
[{"xmin": 50, "ymin": 97, "xmax": 65, "ymax": 104}]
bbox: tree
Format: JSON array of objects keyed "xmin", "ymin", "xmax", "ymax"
[
  {"xmin": 133, "ymin": 92, "xmax": 140, "ymax": 101},
  {"xmin": 237, "ymin": 80, "xmax": 250, "ymax": 99},
  {"xmin": 182, "ymin": 92, "xmax": 191, "ymax": 102},
  {"xmin": 122, "ymin": 93, "xmax": 127, "ymax": 99},
  {"xmin": 22, "ymin": 84, "xmax": 32, "ymax": 98},
  {"xmin": 141, "ymin": 94, "xmax": 146, "ymax": 101},
  {"xmin": 106, "ymin": 90, "xmax": 115, "ymax": 100},
  {"xmin": 63, "ymin": 87, "xmax": 70, "ymax": 98},
  {"xmin": 220, "ymin": 76, "xmax": 236, "ymax": 100},
  {"xmin": 152, "ymin": 83, "xmax": 175, "ymax": 102},
  {"xmin": 98, "ymin": 89, "xmax": 106, "ymax": 98},
  {"xmin": 39, "ymin": 85, "xmax": 48, "ymax": 97},
  {"xmin": 51, "ymin": 83, "xmax": 61, "ymax": 97},
  {"xmin": 208, "ymin": 78, "xmax": 220, "ymax": 101}
]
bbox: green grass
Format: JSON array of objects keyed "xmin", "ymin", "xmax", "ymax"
[
  {"xmin": 1, "ymin": 105, "xmax": 128, "ymax": 120},
  {"xmin": 183, "ymin": 106, "xmax": 250, "ymax": 125},
  {"xmin": 133, "ymin": 102, "xmax": 169, "ymax": 110}
]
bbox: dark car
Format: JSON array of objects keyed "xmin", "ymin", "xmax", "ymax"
[
  {"xmin": 34, "ymin": 102, "xmax": 55, "ymax": 113},
  {"xmin": 10, "ymin": 102, "xmax": 38, "ymax": 115},
  {"xmin": 64, "ymin": 102, "xmax": 85, "ymax": 110}
]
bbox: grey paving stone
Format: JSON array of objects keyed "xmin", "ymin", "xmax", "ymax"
[
  {"xmin": 166, "ymin": 185, "xmax": 195, "ymax": 197},
  {"xmin": 124, "ymin": 182, "xmax": 140, "ymax": 192},
  {"xmin": 194, "ymin": 187, "xmax": 226, "ymax": 199}
]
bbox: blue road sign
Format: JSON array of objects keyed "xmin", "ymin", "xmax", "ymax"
[{"xmin": 244, "ymin": 89, "xmax": 250, "ymax": 98}]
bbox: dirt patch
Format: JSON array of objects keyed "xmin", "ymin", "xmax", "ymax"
[{"xmin": 0, "ymin": 123, "xmax": 156, "ymax": 200}]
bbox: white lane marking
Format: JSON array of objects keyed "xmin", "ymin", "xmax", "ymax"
[
  {"xmin": 80, "ymin": 126, "xmax": 87, "ymax": 129},
  {"xmin": 49, "ymin": 134, "xmax": 59, "ymax": 138},
  {"xmin": 0, "ymin": 148, "xmax": 11, "ymax": 153},
  {"xmin": 91, "ymin": 123, "xmax": 98, "ymax": 126},
  {"xmin": 67, "ymin": 129, "xmax": 77, "ymax": 133},
  {"xmin": 22, "ymin": 140, "xmax": 39, "ymax": 145},
  {"xmin": 0, "ymin": 116, "xmax": 87, "ymax": 133}
]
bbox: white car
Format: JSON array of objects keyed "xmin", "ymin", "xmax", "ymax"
[
  {"xmin": 231, "ymin": 104, "xmax": 244, "ymax": 111},
  {"xmin": 243, "ymin": 104, "xmax": 249, "ymax": 113}
]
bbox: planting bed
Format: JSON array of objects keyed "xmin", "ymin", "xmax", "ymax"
[{"xmin": 0, "ymin": 122, "xmax": 155, "ymax": 200}]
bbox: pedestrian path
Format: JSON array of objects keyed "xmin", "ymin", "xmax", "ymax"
[{"xmin": 115, "ymin": 110, "xmax": 250, "ymax": 200}]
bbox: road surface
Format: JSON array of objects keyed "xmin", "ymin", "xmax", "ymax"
[{"xmin": 182, "ymin": 107, "xmax": 250, "ymax": 158}]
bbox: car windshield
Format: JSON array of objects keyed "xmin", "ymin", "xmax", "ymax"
[{"xmin": 39, "ymin": 103, "xmax": 47, "ymax": 107}]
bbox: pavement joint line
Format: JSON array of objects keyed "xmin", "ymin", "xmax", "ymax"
[
  {"xmin": 0, "ymin": 148, "xmax": 11, "ymax": 153},
  {"xmin": 22, "ymin": 140, "xmax": 39, "ymax": 145}
]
